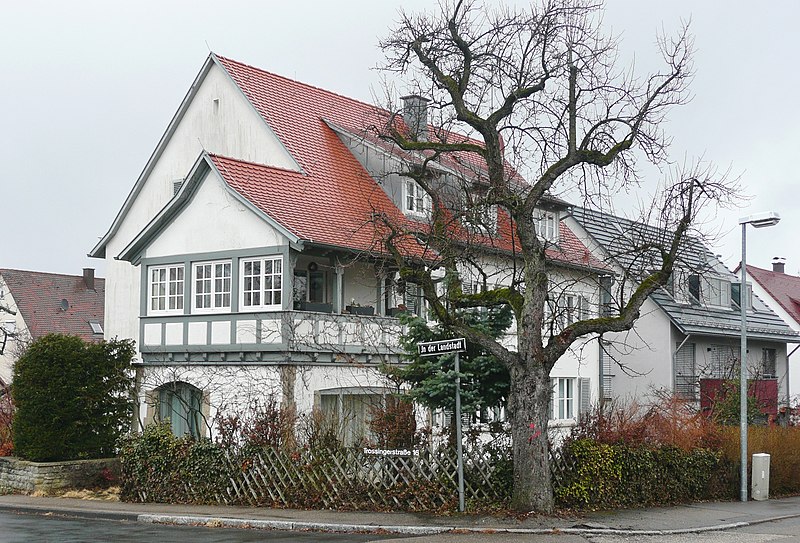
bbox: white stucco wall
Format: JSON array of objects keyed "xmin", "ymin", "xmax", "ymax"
[
  {"xmin": 750, "ymin": 278, "xmax": 800, "ymax": 401},
  {"xmin": 0, "ymin": 278, "xmax": 26, "ymax": 385},
  {"xmin": 102, "ymin": 61, "xmax": 297, "ymax": 346},
  {"xmin": 143, "ymin": 170, "xmax": 285, "ymax": 259}
]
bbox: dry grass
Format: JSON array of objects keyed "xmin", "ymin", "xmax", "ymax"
[
  {"xmin": 32, "ymin": 487, "xmax": 120, "ymax": 501},
  {"xmin": 717, "ymin": 425, "xmax": 800, "ymax": 496}
]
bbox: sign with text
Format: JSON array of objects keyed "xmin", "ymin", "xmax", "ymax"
[{"xmin": 417, "ymin": 338, "xmax": 467, "ymax": 357}]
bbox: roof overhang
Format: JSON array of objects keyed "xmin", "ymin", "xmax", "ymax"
[{"xmin": 116, "ymin": 153, "xmax": 304, "ymax": 264}]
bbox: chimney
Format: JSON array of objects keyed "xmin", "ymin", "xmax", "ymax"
[
  {"xmin": 83, "ymin": 268, "xmax": 95, "ymax": 290},
  {"xmin": 772, "ymin": 257, "xmax": 786, "ymax": 274},
  {"xmin": 400, "ymin": 95, "xmax": 429, "ymax": 141}
]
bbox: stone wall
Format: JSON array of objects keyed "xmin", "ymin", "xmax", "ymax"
[{"xmin": 0, "ymin": 457, "xmax": 119, "ymax": 494}]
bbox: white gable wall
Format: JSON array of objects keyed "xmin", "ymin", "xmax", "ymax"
[
  {"xmin": 144, "ymin": 170, "xmax": 286, "ymax": 259},
  {"xmin": 104, "ymin": 61, "xmax": 297, "ymax": 345},
  {"xmin": 0, "ymin": 278, "xmax": 26, "ymax": 385},
  {"xmin": 750, "ymin": 278, "xmax": 800, "ymax": 400}
]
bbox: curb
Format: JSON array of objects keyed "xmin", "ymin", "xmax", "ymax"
[{"xmin": 4, "ymin": 502, "xmax": 800, "ymax": 536}]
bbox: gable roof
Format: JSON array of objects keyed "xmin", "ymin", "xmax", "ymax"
[
  {"xmin": 571, "ymin": 207, "xmax": 798, "ymax": 342},
  {"xmin": 746, "ymin": 264, "xmax": 800, "ymax": 329},
  {"xmin": 99, "ymin": 53, "xmax": 605, "ymax": 270},
  {"xmin": 0, "ymin": 269, "xmax": 105, "ymax": 342}
]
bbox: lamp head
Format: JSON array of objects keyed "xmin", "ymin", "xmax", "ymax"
[{"xmin": 739, "ymin": 211, "xmax": 780, "ymax": 228}]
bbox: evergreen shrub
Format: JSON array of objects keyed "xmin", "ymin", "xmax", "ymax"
[{"xmin": 11, "ymin": 334, "xmax": 134, "ymax": 461}]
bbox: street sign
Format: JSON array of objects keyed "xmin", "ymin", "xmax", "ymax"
[{"xmin": 417, "ymin": 338, "xmax": 466, "ymax": 357}]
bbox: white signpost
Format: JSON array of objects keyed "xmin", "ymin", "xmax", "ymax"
[{"xmin": 417, "ymin": 337, "xmax": 467, "ymax": 512}]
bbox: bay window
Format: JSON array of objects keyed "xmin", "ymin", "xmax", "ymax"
[
  {"xmin": 149, "ymin": 265, "xmax": 184, "ymax": 314},
  {"xmin": 193, "ymin": 260, "xmax": 231, "ymax": 312},
  {"xmin": 241, "ymin": 256, "xmax": 283, "ymax": 311}
]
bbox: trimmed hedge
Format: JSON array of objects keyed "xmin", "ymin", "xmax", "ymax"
[{"xmin": 553, "ymin": 438, "xmax": 736, "ymax": 509}]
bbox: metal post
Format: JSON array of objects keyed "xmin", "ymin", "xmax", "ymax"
[
  {"xmin": 455, "ymin": 351, "xmax": 465, "ymax": 512},
  {"xmin": 740, "ymin": 223, "xmax": 748, "ymax": 502}
]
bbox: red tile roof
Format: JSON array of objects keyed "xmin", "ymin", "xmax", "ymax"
[
  {"xmin": 212, "ymin": 55, "xmax": 604, "ymax": 270},
  {"xmin": 0, "ymin": 269, "xmax": 104, "ymax": 342},
  {"xmin": 746, "ymin": 264, "xmax": 800, "ymax": 327}
]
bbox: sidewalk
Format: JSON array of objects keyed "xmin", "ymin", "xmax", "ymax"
[{"xmin": 0, "ymin": 493, "xmax": 799, "ymax": 536}]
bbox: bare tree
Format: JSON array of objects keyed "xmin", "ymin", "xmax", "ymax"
[{"xmin": 373, "ymin": 0, "xmax": 738, "ymax": 511}]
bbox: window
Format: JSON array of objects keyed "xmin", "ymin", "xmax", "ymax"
[
  {"xmin": 2, "ymin": 320, "xmax": 15, "ymax": 334},
  {"xmin": 241, "ymin": 256, "xmax": 283, "ymax": 311},
  {"xmin": 294, "ymin": 266, "xmax": 327, "ymax": 305},
  {"xmin": 404, "ymin": 180, "xmax": 430, "ymax": 217},
  {"xmin": 731, "ymin": 282, "xmax": 753, "ymax": 310},
  {"xmin": 688, "ymin": 274, "xmax": 701, "ymax": 303},
  {"xmin": 157, "ymin": 382, "xmax": 203, "ymax": 438},
  {"xmin": 762, "ymin": 348, "xmax": 777, "ymax": 379},
  {"xmin": 552, "ymin": 293, "xmax": 588, "ymax": 328},
  {"xmin": 88, "ymin": 321, "xmax": 103, "ymax": 335},
  {"xmin": 149, "ymin": 265, "xmax": 184, "ymax": 314},
  {"xmin": 704, "ymin": 344, "xmax": 740, "ymax": 380},
  {"xmin": 463, "ymin": 192, "xmax": 497, "ymax": 234},
  {"xmin": 702, "ymin": 277, "xmax": 731, "ymax": 308},
  {"xmin": 599, "ymin": 275, "xmax": 614, "ymax": 317},
  {"xmin": 403, "ymin": 282, "xmax": 425, "ymax": 316},
  {"xmin": 193, "ymin": 261, "xmax": 231, "ymax": 312},
  {"xmin": 534, "ymin": 209, "xmax": 559, "ymax": 243},
  {"xmin": 675, "ymin": 342, "xmax": 697, "ymax": 400},
  {"xmin": 318, "ymin": 389, "xmax": 385, "ymax": 446},
  {"xmin": 552, "ymin": 377, "xmax": 575, "ymax": 420}
]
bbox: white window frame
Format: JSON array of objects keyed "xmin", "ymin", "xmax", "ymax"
[
  {"xmin": 702, "ymin": 276, "xmax": 731, "ymax": 308},
  {"xmin": 403, "ymin": 180, "xmax": 431, "ymax": 218},
  {"xmin": 192, "ymin": 260, "xmax": 232, "ymax": 314},
  {"xmin": 240, "ymin": 256, "xmax": 283, "ymax": 312},
  {"xmin": 148, "ymin": 264, "xmax": 185, "ymax": 315},
  {"xmin": 551, "ymin": 377, "xmax": 575, "ymax": 420},
  {"xmin": 534, "ymin": 209, "xmax": 559, "ymax": 243}
]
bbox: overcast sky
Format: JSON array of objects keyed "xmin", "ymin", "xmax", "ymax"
[{"xmin": 2, "ymin": 0, "xmax": 798, "ymax": 278}]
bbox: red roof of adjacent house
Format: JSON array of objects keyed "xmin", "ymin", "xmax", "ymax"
[
  {"xmin": 746, "ymin": 264, "xmax": 800, "ymax": 327},
  {"xmin": 0, "ymin": 269, "xmax": 104, "ymax": 342},
  {"xmin": 210, "ymin": 55, "xmax": 605, "ymax": 271}
]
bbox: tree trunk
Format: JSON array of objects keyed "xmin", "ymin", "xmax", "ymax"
[{"xmin": 508, "ymin": 362, "xmax": 554, "ymax": 512}]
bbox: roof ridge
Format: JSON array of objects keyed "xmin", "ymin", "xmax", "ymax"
[{"xmin": 0, "ymin": 268, "xmax": 104, "ymax": 280}]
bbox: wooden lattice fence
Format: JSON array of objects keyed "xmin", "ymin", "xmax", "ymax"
[{"xmin": 129, "ymin": 445, "xmax": 512, "ymax": 511}]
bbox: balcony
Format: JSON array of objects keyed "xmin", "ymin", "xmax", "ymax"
[{"xmin": 139, "ymin": 310, "xmax": 404, "ymax": 365}]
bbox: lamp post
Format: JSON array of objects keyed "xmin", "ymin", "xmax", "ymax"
[{"xmin": 738, "ymin": 211, "xmax": 780, "ymax": 502}]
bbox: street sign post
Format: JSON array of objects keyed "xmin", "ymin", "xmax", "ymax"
[{"xmin": 417, "ymin": 337, "xmax": 467, "ymax": 512}]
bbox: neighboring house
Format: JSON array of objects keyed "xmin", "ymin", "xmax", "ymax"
[
  {"xmin": 0, "ymin": 268, "xmax": 104, "ymax": 386},
  {"xmin": 90, "ymin": 53, "xmax": 607, "ymax": 442},
  {"xmin": 743, "ymin": 259, "xmax": 800, "ymax": 401},
  {"xmin": 568, "ymin": 208, "xmax": 798, "ymax": 411}
]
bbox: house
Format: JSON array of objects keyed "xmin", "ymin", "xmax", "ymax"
[
  {"xmin": 568, "ymin": 208, "xmax": 798, "ymax": 412},
  {"xmin": 743, "ymin": 259, "xmax": 800, "ymax": 401},
  {"xmin": 90, "ymin": 53, "xmax": 607, "ymax": 441},
  {"xmin": 0, "ymin": 268, "xmax": 104, "ymax": 386}
]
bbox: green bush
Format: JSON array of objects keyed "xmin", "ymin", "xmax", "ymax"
[
  {"xmin": 119, "ymin": 423, "xmax": 230, "ymax": 504},
  {"xmin": 553, "ymin": 438, "xmax": 732, "ymax": 509},
  {"xmin": 11, "ymin": 334, "xmax": 135, "ymax": 461}
]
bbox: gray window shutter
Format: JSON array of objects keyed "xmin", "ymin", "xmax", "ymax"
[
  {"xmin": 578, "ymin": 377, "xmax": 591, "ymax": 416},
  {"xmin": 674, "ymin": 342, "xmax": 697, "ymax": 400}
]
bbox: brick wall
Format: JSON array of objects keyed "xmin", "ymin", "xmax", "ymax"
[{"xmin": 0, "ymin": 457, "xmax": 119, "ymax": 494}]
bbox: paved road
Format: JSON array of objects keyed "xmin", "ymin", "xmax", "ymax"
[
  {"xmin": 587, "ymin": 515, "xmax": 800, "ymax": 543},
  {"xmin": 0, "ymin": 510, "xmax": 392, "ymax": 543}
]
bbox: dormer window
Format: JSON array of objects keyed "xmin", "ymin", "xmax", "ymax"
[
  {"xmin": 462, "ymin": 190, "xmax": 497, "ymax": 235},
  {"xmin": 703, "ymin": 277, "xmax": 731, "ymax": 308},
  {"xmin": 534, "ymin": 209, "xmax": 559, "ymax": 243},
  {"xmin": 403, "ymin": 180, "xmax": 431, "ymax": 217}
]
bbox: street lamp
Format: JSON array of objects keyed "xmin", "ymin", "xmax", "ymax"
[{"xmin": 738, "ymin": 211, "xmax": 780, "ymax": 502}]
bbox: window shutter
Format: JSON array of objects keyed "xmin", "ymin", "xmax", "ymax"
[{"xmin": 578, "ymin": 377, "xmax": 591, "ymax": 416}]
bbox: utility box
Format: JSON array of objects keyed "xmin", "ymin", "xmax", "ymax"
[{"xmin": 752, "ymin": 453, "xmax": 770, "ymax": 501}]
